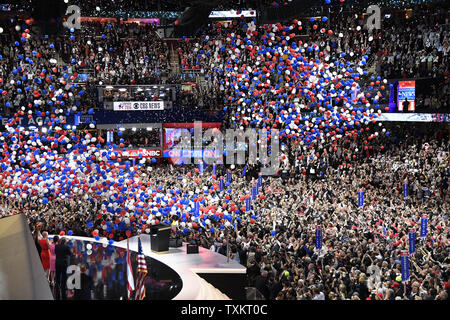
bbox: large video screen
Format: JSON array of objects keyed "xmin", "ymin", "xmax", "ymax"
[
  {"xmin": 397, "ymin": 80, "xmax": 415, "ymax": 111},
  {"xmin": 163, "ymin": 128, "xmax": 223, "ymax": 164}
]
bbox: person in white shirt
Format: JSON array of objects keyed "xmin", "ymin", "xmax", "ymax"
[{"xmin": 312, "ymin": 286, "xmax": 325, "ymax": 300}]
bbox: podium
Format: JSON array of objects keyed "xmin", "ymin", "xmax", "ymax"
[
  {"xmin": 150, "ymin": 223, "xmax": 171, "ymax": 253},
  {"xmin": 186, "ymin": 244, "xmax": 199, "ymax": 254}
]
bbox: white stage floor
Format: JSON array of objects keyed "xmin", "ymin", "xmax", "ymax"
[{"xmin": 56, "ymin": 234, "xmax": 245, "ymax": 300}]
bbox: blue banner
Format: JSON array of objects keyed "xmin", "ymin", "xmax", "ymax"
[
  {"xmin": 358, "ymin": 189, "xmax": 364, "ymax": 207},
  {"xmin": 409, "ymin": 230, "xmax": 416, "ymax": 255},
  {"xmin": 227, "ymin": 169, "xmax": 232, "ymax": 184},
  {"xmin": 420, "ymin": 215, "xmax": 427, "ymax": 238},
  {"xmin": 194, "ymin": 201, "xmax": 199, "ymax": 215},
  {"xmin": 401, "ymin": 251, "xmax": 409, "ymax": 283},
  {"xmin": 251, "ymin": 184, "xmax": 257, "ymax": 201},
  {"xmin": 315, "ymin": 226, "xmax": 322, "ymax": 250},
  {"xmin": 246, "ymin": 196, "xmax": 251, "ymax": 212},
  {"xmin": 403, "ymin": 182, "xmax": 408, "ymax": 198},
  {"xmin": 219, "ymin": 176, "xmax": 224, "ymax": 192},
  {"xmin": 212, "ymin": 162, "xmax": 216, "ymax": 175},
  {"xmin": 198, "ymin": 160, "xmax": 204, "ymax": 175},
  {"xmin": 258, "ymin": 173, "xmax": 263, "ymax": 187},
  {"xmin": 242, "ymin": 164, "xmax": 247, "ymax": 177}
]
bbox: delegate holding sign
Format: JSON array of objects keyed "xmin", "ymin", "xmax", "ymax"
[{"xmin": 113, "ymin": 101, "xmax": 165, "ymax": 111}]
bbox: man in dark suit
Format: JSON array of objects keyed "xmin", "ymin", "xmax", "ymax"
[
  {"xmin": 217, "ymin": 239, "xmax": 228, "ymax": 256},
  {"xmin": 237, "ymin": 243, "xmax": 248, "ymax": 267},
  {"xmin": 246, "ymin": 261, "xmax": 261, "ymax": 287},
  {"xmin": 269, "ymin": 275, "xmax": 283, "ymax": 299},
  {"xmin": 54, "ymin": 237, "xmax": 72, "ymax": 300},
  {"xmin": 254, "ymin": 270, "xmax": 270, "ymax": 299}
]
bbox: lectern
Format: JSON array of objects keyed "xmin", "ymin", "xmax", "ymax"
[{"xmin": 150, "ymin": 223, "xmax": 171, "ymax": 253}]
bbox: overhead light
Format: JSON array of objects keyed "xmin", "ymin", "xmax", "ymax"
[{"xmin": 119, "ymin": 88, "xmax": 127, "ymax": 92}]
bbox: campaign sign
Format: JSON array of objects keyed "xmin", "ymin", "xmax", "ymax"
[
  {"xmin": 194, "ymin": 201, "xmax": 199, "ymax": 215},
  {"xmin": 198, "ymin": 160, "xmax": 204, "ymax": 175},
  {"xmin": 401, "ymin": 251, "xmax": 410, "ymax": 283},
  {"xmin": 403, "ymin": 181, "xmax": 408, "ymax": 198},
  {"xmin": 252, "ymin": 184, "xmax": 257, "ymax": 201},
  {"xmin": 420, "ymin": 215, "xmax": 427, "ymax": 238},
  {"xmin": 315, "ymin": 226, "xmax": 323, "ymax": 250},
  {"xmin": 408, "ymin": 229, "xmax": 415, "ymax": 255},
  {"xmin": 220, "ymin": 176, "xmax": 224, "ymax": 192},
  {"xmin": 358, "ymin": 189, "xmax": 364, "ymax": 207}
]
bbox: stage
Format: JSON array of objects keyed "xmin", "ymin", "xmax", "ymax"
[{"xmin": 56, "ymin": 234, "xmax": 247, "ymax": 300}]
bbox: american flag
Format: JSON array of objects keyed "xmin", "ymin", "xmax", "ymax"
[
  {"xmin": 134, "ymin": 236, "xmax": 147, "ymax": 300},
  {"xmin": 126, "ymin": 238, "xmax": 135, "ymax": 300}
]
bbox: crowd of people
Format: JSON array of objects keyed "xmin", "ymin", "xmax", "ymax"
[
  {"xmin": 176, "ymin": 4, "xmax": 449, "ymax": 113},
  {"xmin": 1, "ymin": 122, "xmax": 448, "ymax": 300},
  {"xmin": 375, "ymin": 6, "xmax": 448, "ymax": 80},
  {"xmin": 1, "ymin": 3, "xmax": 448, "ymax": 115},
  {"xmin": 0, "ymin": 1, "xmax": 448, "ymax": 301}
]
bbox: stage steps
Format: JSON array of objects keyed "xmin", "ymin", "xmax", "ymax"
[{"xmin": 169, "ymin": 44, "xmax": 180, "ymax": 74}]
